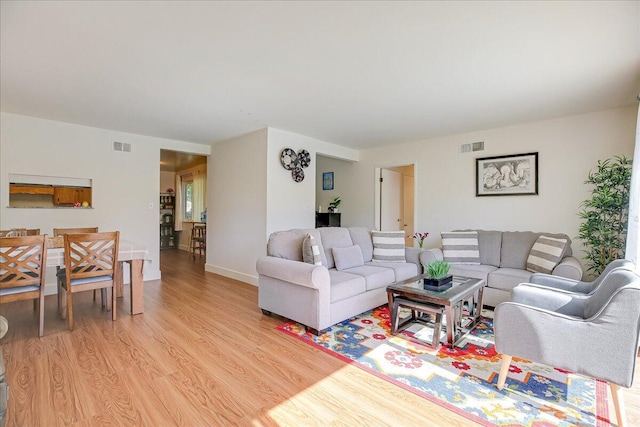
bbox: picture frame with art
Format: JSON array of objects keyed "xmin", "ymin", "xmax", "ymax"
[
  {"xmin": 322, "ymin": 172, "xmax": 334, "ymax": 190},
  {"xmin": 476, "ymin": 152, "xmax": 538, "ymax": 196}
]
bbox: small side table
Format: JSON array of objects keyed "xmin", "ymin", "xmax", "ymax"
[{"xmin": 390, "ymin": 296, "xmax": 444, "ymax": 348}]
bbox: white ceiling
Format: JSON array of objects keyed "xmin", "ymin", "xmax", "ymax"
[{"xmin": 1, "ymin": 1, "xmax": 639, "ymax": 149}]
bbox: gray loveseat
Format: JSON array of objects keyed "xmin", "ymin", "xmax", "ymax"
[
  {"xmin": 256, "ymin": 227, "xmax": 424, "ymax": 334},
  {"xmin": 420, "ymin": 230, "xmax": 583, "ymax": 307}
]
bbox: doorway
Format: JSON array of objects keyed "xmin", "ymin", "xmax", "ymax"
[
  {"xmin": 160, "ymin": 149, "xmax": 207, "ymax": 253},
  {"xmin": 375, "ymin": 164, "xmax": 415, "ymax": 246}
]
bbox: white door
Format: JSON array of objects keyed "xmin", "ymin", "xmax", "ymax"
[
  {"xmin": 403, "ymin": 174, "xmax": 414, "ymax": 246},
  {"xmin": 381, "ymin": 169, "xmax": 402, "ymax": 231}
]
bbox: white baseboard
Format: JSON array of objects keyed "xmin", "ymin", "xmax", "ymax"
[{"xmin": 205, "ymin": 263, "xmax": 258, "ymax": 287}]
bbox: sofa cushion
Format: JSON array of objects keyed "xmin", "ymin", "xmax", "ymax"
[
  {"xmin": 442, "ymin": 231, "xmax": 480, "ymax": 264},
  {"xmin": 455, "ymin": 230, "xmax": 502, "ymax": 266},
  {"xmin": 302, "ymin": 234, "xmax": 323, "ymax": 266},
  {"xmin": 488, "ymin": 268, "xmax": 532, "ymax": 292},
  {"xmin": 500, "ymin": 231, "xmax": 572, "ymax": 269},
  {"xmin": 449, "ymin": 264, "xmax": 498, "ymax": 283},
  {"xmin": 371, "ymin": 231, "xmax": 406, "ymax": 262},
  {"xmin": 499, "ymin": 231, "xmax": 539, "ymax": 269},
  {"xmin": 319, "ymin": 227, "xmax": 354, "ymax": 269},
  {"xmin": 267, "ymin": 229, "xmax": 307, "ymax": 261},
  {"xmin": 340, "ymin": 265, "xmax": 396, "ymax": 291},
  {"xmin": 478, "ymin": 230, "xmax": 502, "ymax": 267},
  {"xmin": 365, "ymin": 261, "xmax": 418, "ymax": 282},
  {"xmin": 267, "ymin": 228, "xmax": 327, "ymax": 266},
  {"xmin": 333, "ymin": 245, "xmax": 365, "ymax": 271},
  {"xmin": 348, "ymin": 227, "xmax": 374, "ymax": 262},
  {"xmin": 526, "ymin": 235, "xmax": 568, "ymax": 274},
  {"xmin": 329, "ymin": 270, "xmax": 367, "ymax": 303}
]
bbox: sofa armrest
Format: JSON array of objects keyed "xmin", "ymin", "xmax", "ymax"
[
  {"xmin": 552, "ymin": 256, "xmax": 583, "ymax": 281},
  {"xmin": 419, "ymin": 248, "xmax": 443, "ymax": 267},
  {"xmin": 405, "ymin": 247, "xmax": 424, "ymax": 270},
  {"xmin": 256, "ymin": 256, "xmax": 330, "ymax": 290}
]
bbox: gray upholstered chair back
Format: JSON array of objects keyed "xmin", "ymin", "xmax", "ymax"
[
  {"xmin": 584, "ymin": 268, "xmax": 640, "ymax": 318},
  {"xmin": 580, "ymin": 259, "xmax": 636, "ymax": 294}
]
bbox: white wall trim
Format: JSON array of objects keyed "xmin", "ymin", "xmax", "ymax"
[{"xmin": 205, "ymin": 263, "xmax": 258, "ymax": 287}]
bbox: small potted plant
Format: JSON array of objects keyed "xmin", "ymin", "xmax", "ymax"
[
  {"xmin": 422, "ymin": 260, "xmax": 452, "ymax": 290},
  {"xmin": 328, "ymin": 197, "xmax": 341, "ymax": 213},
  {"xmin": 410, "ymin": 232, "xmax": 429, "ymax": 248}
]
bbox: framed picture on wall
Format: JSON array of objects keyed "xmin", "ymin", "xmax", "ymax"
[
  {"xmin": 476, "ymin": 152, "xmax": 538, "ymax": 196},
  {"xmin": 322, "ymin": 172, "xmax": 334, "ymax": 190}
]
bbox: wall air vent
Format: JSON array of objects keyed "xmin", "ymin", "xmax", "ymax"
[
  {"xmin": 460, "ymin": 141, "xmax": 485, "ymax": 154},
  {"xmin": 472, "ymin": 141, "xmax": 485, "ymax": 152},
  {"xmin": 113, "ymin": 141, "xmax": 132, "ymax": 152}
]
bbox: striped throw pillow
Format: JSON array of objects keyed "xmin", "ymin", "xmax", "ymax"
[
  {"xmin": 371, "ymin": 231, "xmax": 406, "ymax": 263},
  {"xmin": 441, "ymin": 231, "xmax": 480, "ymax": 264},
  {"xmin": 302, "ymin": 234, "xmax": 323, "ymax": 266},
  {"xmin": 526, "ymin": 235, "xmax": 567, "ymax": 274}
]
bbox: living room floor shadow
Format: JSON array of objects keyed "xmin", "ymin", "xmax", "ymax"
[{"xmin": 0, "ymin": 249, "xmax": 638, "ymax": 426}]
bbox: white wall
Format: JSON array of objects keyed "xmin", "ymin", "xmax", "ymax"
[
  {"xmin": 0, "ymin": 112, "xmax": 210, "ymax": 291},
  {"xmin": 206, "ymin": 129, "xmax": 268, "ymax": 285},
  {"xmin": 265, "ymin": 128, "xmax": 358, "ymax": 236},
  {"xmin": 315, "ymin": 155, "xmax": 358, "ymax": 224},
  {"xmin": 339, "ymin": 106, "xmax": 637, "ymax": 264},
  {"xmin": 205, "ymin": 127, "xmax": 358, "ymax": 285},
  {"xmin": 160, "ymin": 171, "xmax": 175, "ymax": 194}
]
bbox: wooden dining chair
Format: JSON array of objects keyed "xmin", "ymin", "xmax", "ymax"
[
  {"xmin": 0, "ymin": 228, "xmax": 41, "ymax": 237},
  {"xmin": 53, "ymin": 227, "xmax": 99, "ymax": 237},
  {"xmin": 59, "ymin": 231, "xmax": 119, "ymax": 330},
  {"xmin": 0, "ymin": 235, "xmax": 48, "ymax": 337},
  {"xmin": 53, "ymin": 227, "xmax": 100, "ymax": 306}
]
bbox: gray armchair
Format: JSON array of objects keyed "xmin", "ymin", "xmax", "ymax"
[
  {"xmin": 528, "ymin": 258, "xmax": 635, "ymax": 294},
  {"xmin": 494, "ymin": 268, "xmax": 640, "ymax": 427}
]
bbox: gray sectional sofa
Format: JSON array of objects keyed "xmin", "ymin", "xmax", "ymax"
[
  {"xmin": 419, "ymin": 230, "xmax": 583, "ymax": 307},
  {"xmin": 256, "ymin": 227, "xmax": 424, "ymax": 334}
]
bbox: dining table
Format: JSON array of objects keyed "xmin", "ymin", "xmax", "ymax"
[{"xmin": 46, "ymin": 239, "xmax": 149, "ymax": 315}]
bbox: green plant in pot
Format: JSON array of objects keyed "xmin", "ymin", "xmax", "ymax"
[
  {"xmin": 422, "ymin": 260, "xmax": 452, "ymax": 289},
  {"xmin": 578, "ymin": 155, "xmax": 632, "ymax": 277},
  {"xmin": 328, "ymin": 197, "xmax": 341, "ymax": 213}
]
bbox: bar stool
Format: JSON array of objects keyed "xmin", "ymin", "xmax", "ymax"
[{"xmin": 189, "ymin": 223, "xmax": 206, "ymax": 259}]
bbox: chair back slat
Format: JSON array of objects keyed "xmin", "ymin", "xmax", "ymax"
[
  {"xmin": 63, "ymin": 232, "xmax": 119, "ymax": 280},
  {"xmin": 0, "ymin": 228, "xmax": 41, "ymax": 237},
  {"xmin": 53, "ymin": 227, "xmax": 99, "ymax": 237},
  {"xmin": 0, "ymin": 235, "xmax": 47, "ymax": 289}
]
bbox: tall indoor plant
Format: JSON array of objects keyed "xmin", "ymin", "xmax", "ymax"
[{"xmin": 578, "ymin": 155, "xmax": 632, "ymax": 276}]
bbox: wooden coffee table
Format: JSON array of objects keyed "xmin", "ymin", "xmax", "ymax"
[{"xmin": 386, "ymin": 274, "xmax": 486, "ymax": 348}]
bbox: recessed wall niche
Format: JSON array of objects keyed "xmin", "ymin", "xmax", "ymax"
[{"xmin": 8, "ymin": 173, "xmax": 93, "ymax": 208}]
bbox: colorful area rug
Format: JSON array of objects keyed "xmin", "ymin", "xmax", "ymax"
[{"xmin": 277, "ymin": 305, "xmax": 611, "ymax": 427}]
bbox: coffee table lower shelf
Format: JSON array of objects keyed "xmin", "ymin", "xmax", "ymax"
[{"xmin": 391, "ymin": 297, "xmax": 444, "ymax": 349}]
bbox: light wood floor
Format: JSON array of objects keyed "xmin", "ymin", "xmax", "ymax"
[{"xmin": 1, "ymin": 249, "xmax": 639, "ymax": 426}]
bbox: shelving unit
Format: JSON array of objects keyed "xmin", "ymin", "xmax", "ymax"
[
  {"xmin": 160, "ymin": 193, "xmax": 176, "ymax": 250},
  {"xmin": 315, "ymin": 212, "xmax": 341, "ymax": 228}
]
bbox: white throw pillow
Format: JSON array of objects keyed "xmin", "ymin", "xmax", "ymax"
[
  {"xmin": 441, "ymin": 231, "xmax": 480, "ymax": 264},
  {"xmin": 526, "ymin": 235, "xmax": 568, "ymax": 274},
  {"xmin": 302, "ymin": 234, "xmax": 323, "ymax": 266},
  {"xmin": 371, "ymin": 231, "xmax": 406, "ymax": 263}
]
